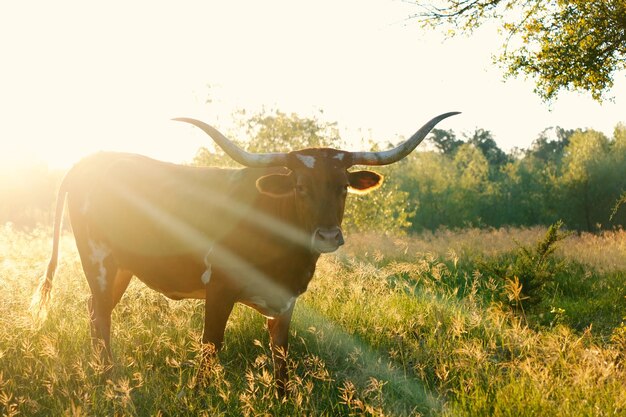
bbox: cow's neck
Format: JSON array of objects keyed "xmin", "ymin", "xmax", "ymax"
[{"xmin": 254, "ymin": 191, "xmax": 321, "ymax": 294}]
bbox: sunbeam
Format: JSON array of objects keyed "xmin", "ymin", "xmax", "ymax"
[
  {"xmin": 108, "ymin": 179, "xmax": 297, "ymax": 309},
  {"xmin": 294, "ymin": 301, "xmax": 442, "ymax": 414}
]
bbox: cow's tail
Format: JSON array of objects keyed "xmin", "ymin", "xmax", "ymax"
[{"xmin": 31, "ymin": 175, "xmax": 69, "ymax": 323}]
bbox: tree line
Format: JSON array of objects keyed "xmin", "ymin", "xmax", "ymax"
[
  {"xmin": 2, "ymin": 110, "xmax": 625, "ymax": 234},
  {"xmin": 401, "ymin": 124, "xmax": 626, "ymax": 232}
]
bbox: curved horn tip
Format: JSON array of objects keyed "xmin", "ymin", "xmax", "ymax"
[
  {"xmin": 437, "ymin": 111, "xmax": 462, "ymax": 119},
  {"xmin": 172, "ymin": 117, "xmax": 200, "ymax": 124}
]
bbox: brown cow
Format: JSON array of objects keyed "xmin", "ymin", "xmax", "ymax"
[{"xmin": 31, "ymin": 112, "xmax": 459, "ymax": 393}]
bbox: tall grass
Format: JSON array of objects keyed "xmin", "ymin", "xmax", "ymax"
[{"xmin": 1, "ymin": 224, "xmax": 625, "ymax": 416}]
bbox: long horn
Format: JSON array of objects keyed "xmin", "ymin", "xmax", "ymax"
[
  {"xmin": 350, "ymin": 112, "xmax": 461, "ymax": 166},
  {"xmin": 173, "ymin": 118, "xmax": 288, "ymax": 168}
]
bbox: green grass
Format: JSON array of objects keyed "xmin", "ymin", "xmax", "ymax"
[{"xmin": 1, "ymin": 224, "xmax": 625, "ymax": 416}]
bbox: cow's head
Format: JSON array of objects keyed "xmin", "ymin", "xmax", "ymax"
[
  {"xmin": 254, "ymin": 149, "xmax": 383, "ymax": 253},
  {"xmin": 174, "ymin": 112, "xmax": 459, "ymax": 254}
]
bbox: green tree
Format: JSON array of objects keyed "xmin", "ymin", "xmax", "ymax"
[
  {"xmin": 395, "ymin": 152, "xmax": 454, "ymax": 231},
  {"xmin": 608, "ymin": 123, "xmax": 626, "ymax": 224},
  {"xmin": 343, "ymin": 146, "xmax": 415, "ymax": 235},
  {"xmin": 397, "ymin": 144, "xmax": 494, "ymax": 230},
  {"xmin": 495, "ymin": 126, "xmax": 573, "ymax": 226},
  {"xmin": 559, "ymin": 129, "xmax": 616, "ymax": 231},
  {"xmin": 528, "ymin": 126, "xmax": 573, "ymax": 165},
  {"xmin": 428, "ymin": 128, "xmax": 464, "ymax": 155},
  {"xmin": 500, "ymin": 153, "xmax": 561, "ymax": 226},
  {"xmin": 238, "ymin": 109, "xmax": 342, "ymax": 153},
  {"xmin": 342, "ymin": 167, "xmax": 414, "ymax": 235},
  {"xmin": 413, "ymin": 0, "xmax": 626, "ymax": 101},
  {"xmin": 452, "ymin": 143, "xmax": 492, "ymax": 225},
  {"xmin": 466, "ymin": 129, "xmax": 508, "ymax": 168}
]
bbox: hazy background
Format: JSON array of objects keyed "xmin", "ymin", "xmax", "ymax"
[{"xmin": 1, "ymin": 0, "xmax": 624, "ymax": 168}]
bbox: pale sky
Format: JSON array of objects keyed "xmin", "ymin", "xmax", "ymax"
[{"xmin": 1, "ymin": 0, "xmax": 624, "ymax": 169}]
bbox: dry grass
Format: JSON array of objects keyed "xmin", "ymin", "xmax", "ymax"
[
  {"xmin": 1, "ymin": 224, "xmax": 625, "ymax": 416},
  {"xmin": 559, "ymin": 229, "xmax": 626, "ymax": 272},
  {"xmin": 345, "ymin": 227, "xmax": 626, "ymax": 272}
]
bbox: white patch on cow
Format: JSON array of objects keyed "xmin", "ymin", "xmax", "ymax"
[
  {"xmin": 248, "ymin": 295, "xmax": 297, "ymax": 318},
  {"xmin": 249, "ymin": 295, "xmax": 269, "ymax": 310},
  {"xmin": 201, "ymin": 248, "xmax": 213, "ymax": 285},
  {"xmin": 280, "ymin": 296, "xmax": 297, "ymax": 315},
  {"xmin": 333, "ymin": 153, "xmax": 345, "ymax": 161},
  {"xmin": 296, "ymin": 154, "xmax": 316, "ymax": 169},
  {"xmin": 88, "ymin": 239, "xmax": 112, "ymax": 292},
  {"xmin": 310, "ymin": 228, "xmax": 319, "ymax": 251},
  {"xmin": 201, "ymin": 267, "xmax": 212, "ymax": 285}
]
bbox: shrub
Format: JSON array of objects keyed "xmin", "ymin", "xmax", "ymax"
[{"xmin": 482, "ymin": 221, "xmax": 568, "ymax": 309}]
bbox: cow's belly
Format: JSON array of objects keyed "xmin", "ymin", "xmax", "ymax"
[
  {"xmin": 117, "ymin": 251, "xmax": 299, "ymax": 315},
  {"xmin": 138, "ymin": 276, "xmax": 206, "ymax": 300},
  {"xmin": 154, "ymin": 288, "xmax": 206, "ymax": 300},
  {"xmin": 119, "ymin": 252, "xmax": 207, "ymax": 300}
]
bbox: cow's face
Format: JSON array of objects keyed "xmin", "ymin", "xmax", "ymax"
[{"xmin": 256, "ymin": 149, "xmax": 383, "ymax": 253}]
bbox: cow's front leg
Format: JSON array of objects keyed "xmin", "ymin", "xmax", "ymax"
[
  {"xmin": 198, "ymin": 278, "xmax": 235, "ymax": 386},
  {"xmin": 267, "ymin": 301, "xmax": 295, "ymax": 397}
]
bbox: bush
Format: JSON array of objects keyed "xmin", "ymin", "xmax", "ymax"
[{"xmin": 482, "ymin": 221, "xmax": 568, "ymax": 309}]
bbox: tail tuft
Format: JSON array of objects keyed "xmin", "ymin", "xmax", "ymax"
[{"xmin": 30, "ymin": 262, "xmax": 55, "ymax": 324}]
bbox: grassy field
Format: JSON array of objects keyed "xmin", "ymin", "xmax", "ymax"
[{"xmin": 1, "ymin": 224, "xmax": 625, "ymax": 416}]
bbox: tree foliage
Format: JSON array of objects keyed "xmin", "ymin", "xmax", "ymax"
[
  {"xmin": 412, "ymin": 0, "xmax": 626, "ymax": 101},
  {"xmin": 399, "ymin": 123, "xmax": 626, "ymax": 232},
  {"xmin": 428, "ymin": 128, "xmax": 463, "ymax": 154}
]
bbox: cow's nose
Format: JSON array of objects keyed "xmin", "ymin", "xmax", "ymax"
[{"xmin": 314, "ymin": 227, "xmax": 344, "ymax": 252}]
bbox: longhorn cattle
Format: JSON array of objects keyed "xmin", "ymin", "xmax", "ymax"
[{"xmin": 31, "ymin": 112, "xmax": 459, "ymax": 393}]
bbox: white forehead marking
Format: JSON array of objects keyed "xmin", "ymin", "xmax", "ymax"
[
  {"xmin": 333, "ymin": 153, "xmax": 345, "ymax": 161},
  {"xmin": 88, "ymin": 239, "xmax": 112, "ymax": 292},
  {"xmin": 296, "ymin": 154, "xmax": 316, "ymax": 169}
]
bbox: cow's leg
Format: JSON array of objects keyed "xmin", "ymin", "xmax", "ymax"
[
  {"xmin": 74, "ymin": 236, "xmax": 119, "ymax": 360},
  {"xmin": 197, "ymin": 278, "xmax": 235, "ymax": 384},
  {"xmin": 267, "ymin": 302, "xmax": 295, "ymax": 396},
  {"xmin": 111, "ymin": 269, "xmax": 133, "ymax": 307},
  {"xmin": 87, "ymin": 268, "xmax": 132, "ymax": 345}
]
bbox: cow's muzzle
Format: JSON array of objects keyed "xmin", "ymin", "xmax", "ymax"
[{"xmin": 312, "ymin": 227, "xmax": 345, "ymax": 253}]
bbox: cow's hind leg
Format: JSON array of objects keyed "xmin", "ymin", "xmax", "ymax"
[
  {"xmin": 86, "ymin": 268, "xmax": 133, "ymax": 352},
  {"xmin": 111, "ymin": 269, "xmax": 133, "ymax": 307},
  {"xmin": 75, "ymin": 238, "xmax": 121, "ymax": 360}
]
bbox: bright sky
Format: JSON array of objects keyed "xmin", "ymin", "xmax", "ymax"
[{"xmin": 1, "ymin": 0, "xmax": 624, "ymax": 169}]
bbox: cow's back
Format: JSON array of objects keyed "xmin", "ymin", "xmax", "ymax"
[{"xmin": 68, "ymin": 153, "xmax": 255, "ymax": 248}]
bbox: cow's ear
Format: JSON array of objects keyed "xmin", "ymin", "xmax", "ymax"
[
  {"xmin": 256, "ymin": 173, "xmax": 294, "ymax": 197},
  {"xmin": 348, "ymin": 170, "xmax": 383, "ymax": 195}
]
